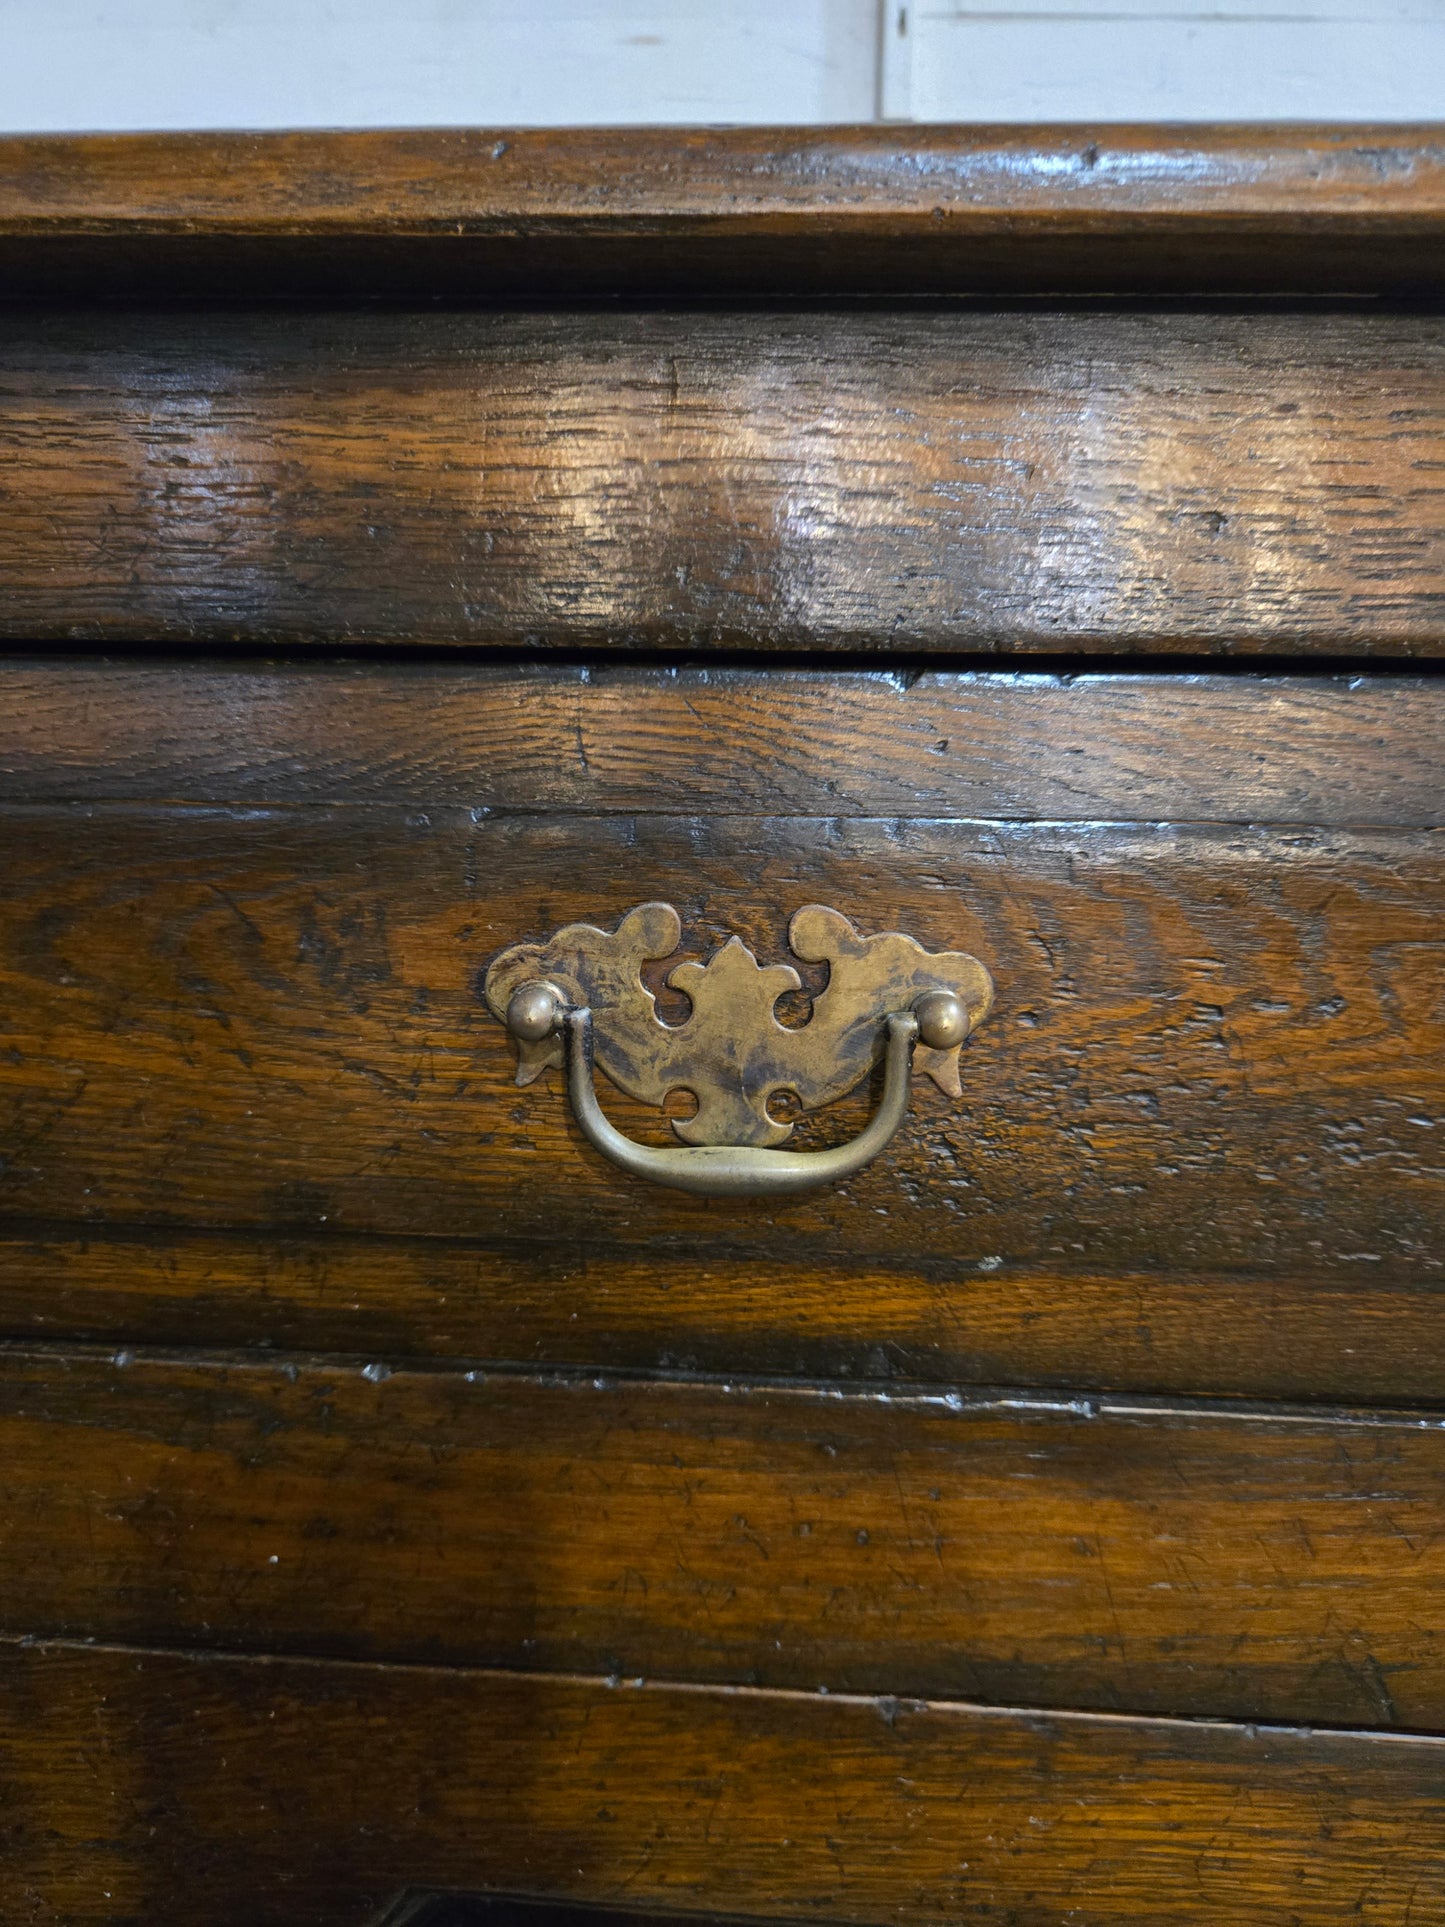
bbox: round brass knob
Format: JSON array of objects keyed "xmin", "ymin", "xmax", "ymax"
[
  {"xmin": 507, "ymin": 980, "xmax": 564, "ymax": 1043},
  {"xmin": 913, "ymin": 989, "xmax": 970, "ymax": 1051}
]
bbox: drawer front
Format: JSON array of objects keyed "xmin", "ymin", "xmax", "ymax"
[
  {"xmin": 3, "ymin": 1349, "xmax": 1443, "ymax": 1730},
  {"xmin": 2, "ymin": 660, "xmax": 1442, "ymax": 1401},
  {"xmin": 11, "ymin": 1643, "xmax": 1444, "ymax": 1927}
]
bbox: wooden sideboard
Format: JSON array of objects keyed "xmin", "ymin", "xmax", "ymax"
[{"xmin": 1, "ymin": 125, "xmax": 1443, "ymax": 1925}]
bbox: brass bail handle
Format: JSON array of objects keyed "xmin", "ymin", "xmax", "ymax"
[
  {"xmin": 485, "ymin": 902, "xmax": 995, "ymax": 1198},
  {"xmin": 507, "ymin": 985, "xmax": 969, "ymax": 1198}
]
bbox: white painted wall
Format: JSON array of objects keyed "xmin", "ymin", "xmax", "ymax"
[
  {"xmin": 882, "ymin": 0, "xmax": 1445, "ymax": 123},
  {"xmin": 0, "ymin": 0, "xmax": 880, "ymax": 132},
  {"xmin": 0, "ymin": 0, "xmax": 1437, "ymax": 132}
]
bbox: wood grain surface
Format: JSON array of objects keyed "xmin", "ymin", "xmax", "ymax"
[
  {"xmin": 4, "ymin": 1348, "xmax": 1445, "ymax": 1729},
  {"xmin": 2, "ymin": 309, "xmax": 1442, "ymax": 652},
  {"xmin": 379, "ymin": 1901, "xmax": 758, "ymax": 1927},
  {"xmin": 5, "ymin": 1641, "xmax": 1443, "ymax": 1927},
  {"xmin": 5, "ymin": 1224, "xmax": 1445, "ymax": 1406},
  {"xmin": 3, "ymin": 660, "xmax": 1444, "ymax": 826},
  {"xmin": 2, "ymin": 809, "xmax": 1440, "ymax": 1278},
  {"xmin": 2, "ymin": 124, "xmax": 1444, "ymax": 299}
]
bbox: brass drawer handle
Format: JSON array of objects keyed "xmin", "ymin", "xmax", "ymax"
[{"xmin": 484, "ymin": 903, "xmax": 993, "ymax": 1197}]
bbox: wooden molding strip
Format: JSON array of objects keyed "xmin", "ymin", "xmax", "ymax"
[
  {"xmin": 2, "ymin": 123, "xmax": 1445, "ymax": 298},
  {"xmin": 2, "ymin": 661, "xmax": 1441, "ymax": 824}
]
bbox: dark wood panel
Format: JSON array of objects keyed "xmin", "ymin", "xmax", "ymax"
[
  {"xmin": 2, "ymin": 810, "xmax": 1441, "ymax": 1291},
  {"xmin": 2, "ymin": 124, "xmax": 1444, "ymax": 299},
  {"xmin": 5, "ymin": 1225, "xmax": 1445, "ymax": 1405},
  {"xmin": 3, "ymin": 660, "xmax": 1443, "ymax": 825},
  {"xmin": 2, "ymin": 310, "xmax": 1442, "ymax": 653},
  {"xmin": 4, "ymin": 1349, "xmax": 1445, "ymax": 1728},
  {"xmin": 4, "ymin": 1641, "xmax": 1442, "ymax": 1927},
  {"xmin": 379, "ymin": 1901, "xmax": 766, "ymax": 1927}
]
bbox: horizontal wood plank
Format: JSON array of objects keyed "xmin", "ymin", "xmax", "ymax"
[
  {"xmin": 2, "ymin": 661, "xmax": 1443, "ymax": 825},
  {"xmin": 3, "ymin": 124, "xmax": 1445, "ymax": 299},
  {"xmin": 379, "ymin": 1902, "xmax": 752, "ymax": 1927},
  {"xmin": 2, "ymin": 310, "xmax": 1442, "ymax": 653},
  {"xmin": 3, "ymin": 1350, "xmax": 1445, "ymax": 1729},
  {"xmin": 1, "ymin": 810, "xmax": 1440, "ymax": 1291},
  {"xmin": 4, "ymin": 1641, "xmax": 1443, "ymax": 1927},
  {"xmin": 3, "ymin": 1225, "xmax": 1445, "ymax": 1406}
]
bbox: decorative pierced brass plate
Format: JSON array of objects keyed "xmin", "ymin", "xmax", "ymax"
[{"xmin": 483, "ymin": 904, "xmax": 993, "ymax": 1195}]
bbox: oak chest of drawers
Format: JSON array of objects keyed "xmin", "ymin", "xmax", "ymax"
[{"xmin": 1, "ymin": 124, "xmax": 1444, "ymax": 1925}]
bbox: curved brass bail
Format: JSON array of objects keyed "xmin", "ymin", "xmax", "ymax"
[{"xmin": 564, "ymin": 1005, "xmax": 919, "ymax": 1198}]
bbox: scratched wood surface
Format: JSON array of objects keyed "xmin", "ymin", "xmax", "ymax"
[
  {"xmin": 2, "ymin": 310, "xmax": 1443, "ymax": 653},
  {"xmin": 5, "ymin": 1641, "xmax": 1443, "ymax": 1927},
  {"xmin": 3, "ymin": 1348, "xmax": 1443, "ymax": 1730},
  {"xmin": 3, "ymin": 660, "xmax": 1444, "ymax": 826},
  {"xmin": 2, "ymin": 124, "xmax": 1444, "ymax": 300}
]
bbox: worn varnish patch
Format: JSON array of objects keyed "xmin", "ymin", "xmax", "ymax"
[
  {"xmin": 1, "ymin": 1350, "xmax": 1444, "ymax": 1729},
  {"xmin": 0, "ymin": 309, "xmax": 1442, "ymax": 651}
]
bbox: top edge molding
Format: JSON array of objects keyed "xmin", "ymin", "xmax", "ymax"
[{"xmin": 1, "ymin": 122, "xmax": 1443, "ymax": 300}]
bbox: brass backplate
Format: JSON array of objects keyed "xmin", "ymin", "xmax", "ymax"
[{"xmin": 484, "ymin": 903, "xmax": 993, "ymax": 1149}]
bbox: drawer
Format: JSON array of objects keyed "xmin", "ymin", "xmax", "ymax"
[
  {"xmin": 2, "ymin": 657, "xmax": 1441, "ymax": 1403},
  {"xmin": 5, "ymin": 1348, "xmax": 1445, "ymax": 1730}
]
